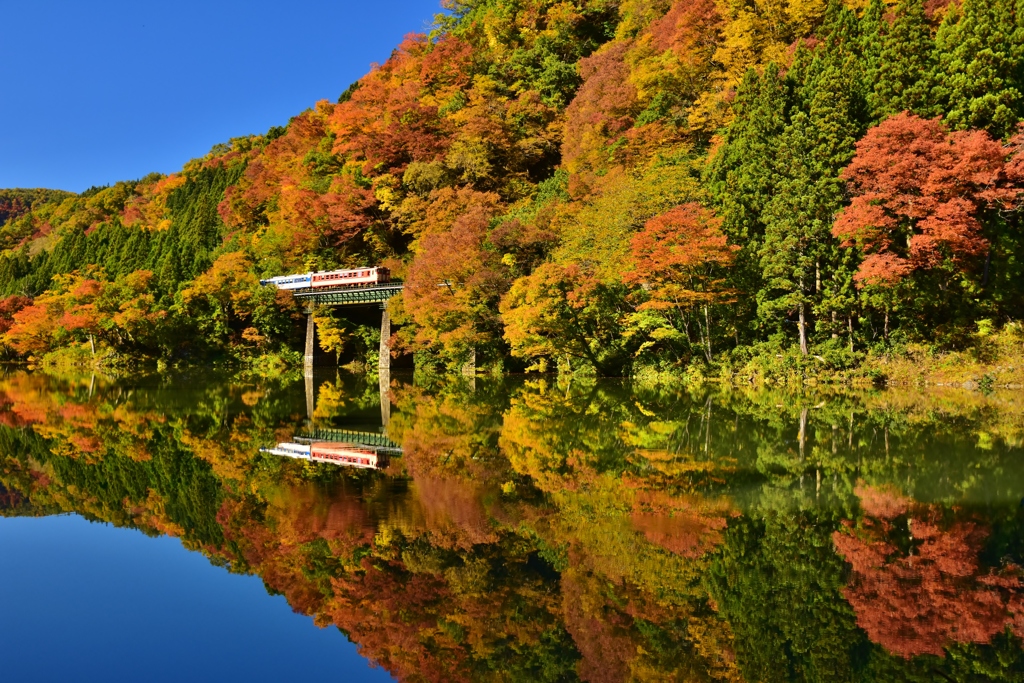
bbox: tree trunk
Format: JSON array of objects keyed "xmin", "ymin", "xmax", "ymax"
[
  {"xmin": 831, "ymin": 311, "xmax": 838, "ymax": 339},
  {"xmin": 734, "ymin": 304, "xmax": 740, "ymax": 347},
  {"xmin": 982, "ymin": 248, "xmax": 992, "ymax": 287},
  {"xmin": 883, "ymin": 309, "xmax": 890, "ymax": 343},
  {"xmin": 848, "ymin": 314, "xmax": 854, "ymax": 353},
  {"xmin": 89, "ymin": 334, "xmax": 95, "ymax": 357},
  {"xmin": 798, "ymin": 277, "xmax": 808, "ymax": 356},
  {"xmin": 798, "ymin": 303, "xmax": 808, "ymax": 356},
  {"xmin": 703, "ymin": 305, "xmax": 713, "ymax": 362}
]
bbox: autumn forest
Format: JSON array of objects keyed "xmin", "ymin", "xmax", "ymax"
[{"xmin": 0, "ymin": 0, "xmax": 1021, "ymax": 378}]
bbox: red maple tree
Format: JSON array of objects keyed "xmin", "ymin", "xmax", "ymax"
[{"xmin": 833, "ymin": 113, "xmax": 1021, "ymax": 287}]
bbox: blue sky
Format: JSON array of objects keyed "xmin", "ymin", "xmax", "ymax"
[{"xmin": 0, "ymin": 0, "xmax": 443, "ymax": 192}]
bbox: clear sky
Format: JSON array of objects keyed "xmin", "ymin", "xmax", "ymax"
[{"xmin": 0, "ymin": 0, "xmax": 443, "ymax": 193}]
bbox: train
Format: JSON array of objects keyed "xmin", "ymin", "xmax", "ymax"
[
  {"xmin": 309, "ymin": 442, "xmax": 379, "ymax": 469},
  {"xmin": 259, "ymin": 266, "xmax": 390, "ymax": 291},
  {"xmin": 260, "ymin": 441, "xmax": 379, "ymax": 470},
  {"xmin": 262, "ymin": 442, "xmax": 311, "ymax": 459}
]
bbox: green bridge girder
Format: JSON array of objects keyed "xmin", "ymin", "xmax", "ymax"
[
  {"xmin": 296, "ymin": 428, "xmax": 403, "ymax": 453},
  {"xmin": 292, "ymin": 282, "xmax": 404, "ymax": 306}
]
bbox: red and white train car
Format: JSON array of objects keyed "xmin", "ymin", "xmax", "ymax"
[
  {"xmin": 261, "ymin": 266, "xmax": 391, "ymax": 291},
  {"xmin": 311, "ymin": 266, "xmax": 390, "ymax": 289},
  {"xmin": 309, "ymin": 442, "xmax": 379, "ymax": 469}
]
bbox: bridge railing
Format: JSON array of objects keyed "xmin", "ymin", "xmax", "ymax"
[{"xmin": 291, "ymin": 282, "xmax": 404, "ymax": 306}]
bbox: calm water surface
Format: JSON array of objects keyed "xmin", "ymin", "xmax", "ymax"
[{"xmin": 2, "ymin": 369, "xmax": 1024, "ymax": 682}]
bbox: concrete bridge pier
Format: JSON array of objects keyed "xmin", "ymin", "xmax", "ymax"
[
  {"xmin": 303, "ymin": 300, "xmax": 395, "ymax": 377},
  {"xmin": 378, "ymin": 302, "xmax": 392, "ymax": 427},
  {"xmin": 379, "ymin": 302, "xmax": 391, "ymax": 373},
  {"xmin": 304, "ymin": 309, "xmax": 318, "ymax": 371}
]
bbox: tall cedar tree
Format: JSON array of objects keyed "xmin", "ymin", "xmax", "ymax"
[
  {"xmin": 706, "ymin": 65, "xmax": 789, "ymax": 343},
  {"xmin": 759, "ymin": 3, "xmax": 864, "ymax": 355},
  {"xmin": 934, "ymin": 0, "xmax": 1024, "ymax": 138},
  {"xmin": 872, "ymin": 0, "xmax": 940, "ymax": 121}
]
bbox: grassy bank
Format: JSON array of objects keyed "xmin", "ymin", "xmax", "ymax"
[{"xmin": 632, "ymin": 324, "xmax": 1024, "ymax": 390}]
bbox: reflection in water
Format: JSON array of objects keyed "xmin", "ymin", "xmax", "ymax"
[
  {"xmin": 262, "ymin": 442, "xmax": 384, "ymax": 469},
  {"xmin": 2, "ymin": 369, "xmax": 1024, "ymax": 681}
]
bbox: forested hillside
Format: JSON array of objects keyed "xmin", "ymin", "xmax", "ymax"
[{"xmin": 1, "ymin": 0, "xmax": 1023, "ymax": 377}]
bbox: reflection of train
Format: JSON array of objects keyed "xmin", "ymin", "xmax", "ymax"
[
  {"xmin": 260, "ymin": 267, "xmax": 390, "ymax": 291},
  {"xmin": 263, "ymin": 443, "xmax": 311, "ymax": 459},
  {"xmin": 261, "ymin": 441, "xmax": 379, "ymax": 470},
  {"xmin": 310, "ymin": 442, "xmax": 378, "ymax": 469}
]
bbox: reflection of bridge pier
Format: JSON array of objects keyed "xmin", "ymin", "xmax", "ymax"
[
  {"xmin": 302, "ymin": 367, "xmax": 392, "ymax": 427},
  {"xmin": 379, "ymin": 367, "xmax": 390, "ymax": 428},
  {"xmin": 305, "ymin": 367, "xmax": 315, "ymax": 421},
  {"xmin": 291, "ymin": 367, "xmax": 400, "ymax": 470}
]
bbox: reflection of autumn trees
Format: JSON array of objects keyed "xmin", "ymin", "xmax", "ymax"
[
  {"xmin": 499, "ymin": 379, "xmax": 742, "ymax": 680},
  {"xmin": 7, "ymin": 373, "xmax": 1024, "ymax": 680},
  {"xmin": 834, "ymin": 484, "xmax": 1024, "ymax": 659},
  {"xmin": 0, "ymin": 372, "xmax": 298, "ymax": 548},
  {"xmin": 388, "ymin": 381, "xmax": 509, "ymax": 549}
]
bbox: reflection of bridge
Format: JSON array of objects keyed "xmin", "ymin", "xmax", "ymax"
[{"xmin": 294, "ymin": 427, "xmax": 403, "ymax": 454}]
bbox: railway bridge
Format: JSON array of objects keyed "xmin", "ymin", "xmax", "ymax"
[
  {"xmin": 289, "ymin": 282, "xmax": 404, "ymax": 372},
  {"xmin": 263, "ymin": 267, "xmax": 475, "ymax": 378}
]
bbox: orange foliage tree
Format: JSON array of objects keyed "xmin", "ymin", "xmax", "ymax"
[
  {"xmin": 625, "ymin": 203, "xmax": 738, "ymax": 361},
  {"xmin": 402, "ymin": 193, "xmax": 507, "ymax": 362},
  {"xmin": 4, "ymin": 270, "xmax": 166, "ymax": 357},
  {"xmin": 833, "ymin": 113, "xmax": 1021, "ymax": 287}
]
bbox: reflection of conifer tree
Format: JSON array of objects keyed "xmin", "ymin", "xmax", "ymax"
[{"xmin": 707, "ymin": 512, "xmax": 867, "ymax": 681}]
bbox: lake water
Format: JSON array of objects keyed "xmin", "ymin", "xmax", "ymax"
[{"xmin": 1, "ymin": 369, "xmax": 1023, "ymax": 682}]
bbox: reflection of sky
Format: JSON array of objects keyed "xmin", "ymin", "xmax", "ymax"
[{"xmin": 0, "ymin": 515, "xmax": 394, "ymax": 683}]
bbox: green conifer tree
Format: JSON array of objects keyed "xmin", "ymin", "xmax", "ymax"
[
  {"xmin": 157, "ymin": 244, "xmax": 182, "ymax": 297},
  {"xmin": 118, "ymin": 228, "xmax": 151, "ymax": 277},
  {"xmin": 861, "ymin": 0, "xmax": 888, "ymax": 113},
  {"xmin": 759, "ymin": 3, "xmax": 863, "ymax": 355},
  {"xmin": 873, "ymin": 0, "xmax": 940, "ymax": 120},
  {"xmin": 708, "ymin": 66, "xmax": 790, "ymax": 244},
  {"xmin": 707, "ymin": 66, "xmax": 791, "ymax": 342},
  {"xmin": 934, "ymin": 0, "xmax": 1024, "ymax": 137}
]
